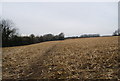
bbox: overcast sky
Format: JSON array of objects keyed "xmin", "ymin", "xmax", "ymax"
[{"xmin": 2, "ymin": 2, "xmax": 118, "ymax": 37}]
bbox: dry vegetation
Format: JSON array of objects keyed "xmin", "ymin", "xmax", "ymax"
[{"xmin": 2, "ymin": 36, "xmax": 119, "ymax": 80}]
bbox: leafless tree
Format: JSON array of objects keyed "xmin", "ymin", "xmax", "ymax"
[
  {"xmin": 0, "ymin": 19, "xmax": 17, "ymax": 46},
  {"xmin": 113, "ymin": 28, "xmax": 120, "ymax": 36}
]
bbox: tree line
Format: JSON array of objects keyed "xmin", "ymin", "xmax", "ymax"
[
  {"xmin": 0, "ymin": 19, "xmax": 64, "ymax": 47},
  {"xmin": 0, "ymin": 19, "xmax": 120, "ymax": 47},
  {"xmin": 65, "ymin": 34, "xmax": 100, "ymax": 39},
  {"xmin": 2, "ymin": 33, "xmax": 65, "ymax": 47}
]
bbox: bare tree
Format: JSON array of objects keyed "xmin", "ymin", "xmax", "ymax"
[
  {"xmin": 113, "ymin": 28, "xmax": 120, "ymax": 36},
  {"xmin": 0, "ymin": 19, "xmax": 17, "ymax": 46},
  {"xmin": 43, "ymin": 34, "xmax": 54, "ymax": 41},
  {"xmin": 58, "ymin": 32, "xmax": 64, "ymax": 40}
]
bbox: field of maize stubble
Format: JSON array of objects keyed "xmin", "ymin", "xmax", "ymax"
[{"xmin": 2, "ymin": 36, "xmax": 120, "ymax": 80}]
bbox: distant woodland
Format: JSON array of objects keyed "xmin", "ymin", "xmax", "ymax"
[{"xmin": 0, "ymin": 19, "xmax": 120, "ymax": 47}]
